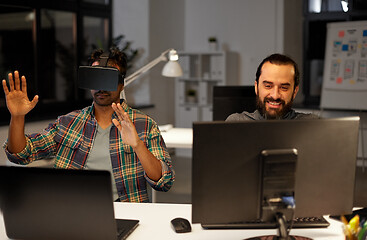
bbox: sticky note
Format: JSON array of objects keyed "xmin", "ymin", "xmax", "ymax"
[
  {"xmin": 339, "ymin": 31, "xmax": 345, "ymax": 38},
  {"xmin": 350, "ymin": 80, "xmax": 356, "ymax": 84},
  {"xmin": 342, "ymin": 44, "xmax": 349, "ymax": 51},
  {"xmin": 363, "ymin": 30, "xmax": 367, "ymax": 37},
  {"xmin": 337, "ymin": 77, "xmax": 343, "ymax": 84}
]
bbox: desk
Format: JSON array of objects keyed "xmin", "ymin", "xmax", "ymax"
[
  {"xmin": 0, "ymin": 202, "xmax": 345, "ymax": 239},
  {"xmin": 160, "ymin": 127, "xmax": 193, "ymax": 149},
  {"xmin": 115, "ymin": 203, "xmax": 345, "ymax": 239}
]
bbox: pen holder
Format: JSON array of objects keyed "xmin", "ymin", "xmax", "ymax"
[{"xmin": 342, "ymin": 215, "xmax": 367, "ymax": 240}]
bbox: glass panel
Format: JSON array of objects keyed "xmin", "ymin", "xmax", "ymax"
[
  {"xmin": 83, "ymin": 0, "xmax": 109, "ymax": 4},
  {"xmin": 309, "ymin": 0, "xmax": 323, "ymax": 13},
  {"xmin": 0, "ymin": 7, "xmax": 35, "ymax": 109},
  {"xmin": 82, "ymin": 16, "xmax": 109, "ymax": 99},
  {"xmin": 40, "ymin": 9, "xmax": 76, "ymax": 102},
  {"xmin": 308, "ymin": 0, "xmax": 347, "ymax": 13},
  {"xmin": 327, "ymin": 0, "xmax": 345, "ymax": 12},
  {"xmin": 83, "ymin": 16, "xmax": 109, "ymax": 64}
]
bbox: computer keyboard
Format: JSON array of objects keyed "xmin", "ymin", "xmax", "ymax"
[
  {"xmin": 291, "ymin": 216, "xmax": 330, "ymax": 228},
  {"xmin": 202, "ymin": 216, "xmax": 330, "ymax": 229}
]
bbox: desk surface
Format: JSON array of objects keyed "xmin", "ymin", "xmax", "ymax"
[{"xmin": 0, "ymin": 202, "xmax": 345, "ymax": 239}]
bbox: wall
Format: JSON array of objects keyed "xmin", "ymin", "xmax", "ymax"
[
  {"xmin": 148, "ymin": 1, "xmax": 185, "ymax": 124},
  {"xmin": 182, "ymin": 0, "xmax": 303, "ymax": 103},
  {"xmin": 283, "ymin": 0, "xmax": 304, "ymax": 103},
  {"xmin": 113, "ymin": 0, "xmax": 303, "ymax": 124},
  {"xmin": 112, "ymin": 0, "xmax": 150, "ymax": 106},
  {"xmin": 184, "ymin": 0, "xmax": 282, "ymax": 86}
]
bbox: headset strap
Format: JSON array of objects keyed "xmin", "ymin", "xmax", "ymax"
[{"xmin": 99, "ymin": 52, "xmax": 109, "ymax": 67}]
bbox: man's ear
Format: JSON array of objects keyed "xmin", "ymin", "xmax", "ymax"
[
  {"xmin": 255, "ymin": 81, "xmax": 258, "ymax": 95},
  {"xmin": 292, "ymin": 85, "xmax": 299, "ymax": 99}
]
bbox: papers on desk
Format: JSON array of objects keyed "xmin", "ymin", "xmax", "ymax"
[
  {"xmin": 159, "ymin": 124, "xmax": 173, "ymax": 132},
  {"xmin": 159, "ymin": 126, "xmax": 193, "ymax": 149}
]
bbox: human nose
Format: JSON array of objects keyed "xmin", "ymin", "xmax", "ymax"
[{"xmin": 269, "ymin": 86, "xmax": 281, "ymax": 100}]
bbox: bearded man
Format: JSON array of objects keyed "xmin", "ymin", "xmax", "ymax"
[{"xmin": 226, "ymin": 53, "xmax": 318, "ymax": 121}]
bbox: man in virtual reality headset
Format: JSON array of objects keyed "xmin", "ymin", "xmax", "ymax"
[{"xmin": 2, "ymin": 47, "xmax": 175, "ymax": 203}]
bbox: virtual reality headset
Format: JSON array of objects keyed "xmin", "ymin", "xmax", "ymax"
[{"xmin": 77, "ymin": 52, "xmax": 125, "ymax": 91}]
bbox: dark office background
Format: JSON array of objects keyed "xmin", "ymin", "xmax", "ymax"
[
  {"xmin": 0, "ymin": 0, "xmax": 112, "ymax": 125},
  {"xmin": 1, "ymin": 0, "xmax": 367, "ymax": 125}
]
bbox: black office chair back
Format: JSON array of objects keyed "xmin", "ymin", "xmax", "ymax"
[{"xmin": 212, "ymin": 86, "xmax": 257, "ymax": 121}]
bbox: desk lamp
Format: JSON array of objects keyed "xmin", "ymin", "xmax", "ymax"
[{"xmin": 121, "ymin": 48, "xmax": 183, "ymax": 100}]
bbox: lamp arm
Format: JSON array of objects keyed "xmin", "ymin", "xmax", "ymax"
[{"xmin": 124, "ymin": 48, "xmax": 173, "ymax": 87}]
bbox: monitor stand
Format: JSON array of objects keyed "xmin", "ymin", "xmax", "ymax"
[
  {"xmin": 245, "ymin": 149, "xmax": 312, "ymax": 240},
  {"xmin": 245, "ymin": 212, "xmax": 313, "ymax": 240}
]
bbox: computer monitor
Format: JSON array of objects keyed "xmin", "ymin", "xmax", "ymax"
[
  {"xmin": 354, "ymin": 167, "xmax": 367, "ymax": 207},
  {"xmin": 192, "ymin": 117, "xmax": 360, "ymax": 230},
  {"xmin": 212, "ymin": 85, "xmax": 257, "ymax": 121}
]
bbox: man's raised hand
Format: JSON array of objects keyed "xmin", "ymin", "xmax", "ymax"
[{"xmin": 2, "ymin": 71, "xmax": 39, "ymax": 117}]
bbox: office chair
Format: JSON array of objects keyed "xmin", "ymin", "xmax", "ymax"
[{"xmin": 212, "ymin": 86, "xmax": 257, "ymax": 121}]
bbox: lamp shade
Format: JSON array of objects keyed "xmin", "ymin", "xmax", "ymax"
[{"xmin": 162, "ymin": 61, "xmax": 183, "ymax": 77}]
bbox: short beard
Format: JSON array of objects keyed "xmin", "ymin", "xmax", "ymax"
[
  {"xmin": 93, "ymin": 91, "xmax": 115, "ymax": 107},
  {"xmin": 256, "ymin": 95, "xmax": 294, "ymax": 120}
]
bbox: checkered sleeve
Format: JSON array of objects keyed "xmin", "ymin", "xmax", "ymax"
[
  {"xmin": 3, "ymin": 122, "xmax": 58, "ymax": 165},
  {"xmin": 144, "ymin": 123, "xmax": 175, "ymax": 192}
]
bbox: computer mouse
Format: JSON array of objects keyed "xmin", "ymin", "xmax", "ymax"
[{"xmin": 171, "ymin": 217, "xmax": 192, "ymax": 233}]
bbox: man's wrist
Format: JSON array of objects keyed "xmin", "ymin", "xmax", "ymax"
[
  {"xmin": 10, "ymin": 115, "xmax": 25, "ymax": 123},
  {"xmin": 132, "ymin": 139, "xmax": 144, "ymax": 151}
]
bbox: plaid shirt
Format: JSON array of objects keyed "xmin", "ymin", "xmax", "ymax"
[{"xmin": 4, "ymin": 101, "xmax": 175, "ymax": 202}]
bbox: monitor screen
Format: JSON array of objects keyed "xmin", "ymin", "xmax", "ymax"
[
  {"xmin": 192, "ymin": 117, "xmax": 360, "ymax": 226},
  {"xmin": 212, "ymin": 86, "xmax": 257, "ymax": 121}
]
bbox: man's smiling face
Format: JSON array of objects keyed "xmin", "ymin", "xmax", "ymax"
[{"xmin": 255, "ymin": 62, "xmax": 299, "ymax": 119}]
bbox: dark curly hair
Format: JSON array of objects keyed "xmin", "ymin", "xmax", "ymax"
[
  {"xmin": 255, "ymin": 53, "xmax": 300, "ymax": 89},
  {"xmin": 88, "ymin": 47, "xmax": 128, "ymax": 84}
]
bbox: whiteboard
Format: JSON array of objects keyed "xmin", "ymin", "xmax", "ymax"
[{"xmin": 320, "ymin": 21, "xmax": 367, "ymax": 110}]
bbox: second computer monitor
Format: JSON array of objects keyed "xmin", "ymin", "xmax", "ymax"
[{"xmin": 192, "ymin": 117, "xmax": 360, "ymax": 226}]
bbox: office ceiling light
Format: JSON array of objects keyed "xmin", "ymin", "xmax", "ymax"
[
  {"xmin": 309, "ymin": 0, "xmax": 322, "ymax": 13},
  {"xmin": 341, "ymin": 0, "xmax": 349, "ymax": 12}
]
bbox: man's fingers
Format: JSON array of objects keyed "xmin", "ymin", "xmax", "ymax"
[
  {"xmin": 2, "ymin": 80, "xmax": 9, "ymax": 95},
  {"xmin": 112, "ymin": 103, "xmax": 133, "ymax": 128},
  {"xmin": 14, "ymin": 71, "xmax": 20, "ymax": 91},
  {"xmin": 111, "ymin": 103, "xmax": 120, "ymax": 115},
  {"xmin": 121, "ymin": 111, "xmax": 132, "ymax": 125},
  {"xmin": 112, "ymin": 118, "xmax": 121, "ymax": 130},
  {"xmin": 8, "ymin": 73, "xmax": 14, "ymax": 91},
  {"xmin": 113, "ymin": 106, "xmax": 123, "ymax": 122},
  {"xmin": 21, "ymin": 76, "xmax": 27, "ymax": 93},
  {"xmin": 116, "ymin": 104, "xmax": 129, "ymax": 120},
  {"xmin": 30, "ymin": 95, "xmax": 39, "ymax": 108},
  {"xmin": 112, "ymin": 103, "xmax": 125, "ymax": 122}
]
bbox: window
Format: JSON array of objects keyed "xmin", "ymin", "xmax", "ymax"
[
  {"xmin": 0, "ymin": 1, "xmax": 112, "ymax": 125},
  {"xmin": 40, "ymin": 10, "xmax": 76, "ymax": 103},
  {"xmin": 0, "ymin": 7, "xmax": 35, "ymax": 108},
  {"xmin": 303, "ymin": 0, "xmax": 367, "ymax": 106}
]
